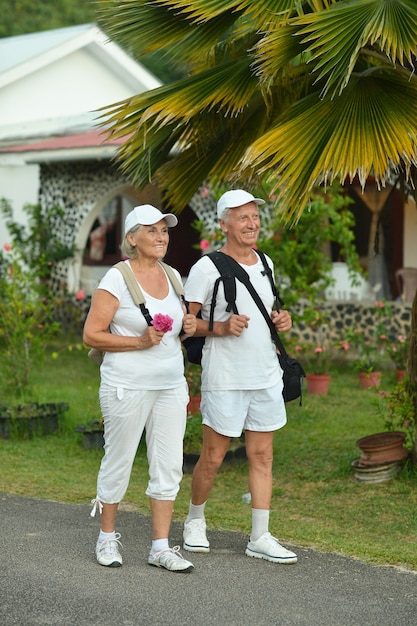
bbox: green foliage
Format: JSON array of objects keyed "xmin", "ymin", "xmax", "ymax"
[
  {"xmin": 0, "ymin": 243, "xmax": 61, "ymax": 399},
  {"xmin": 0, "ymin": 0, "xmax": 96, "ymax": 38},
  {"xmin": 0, "ymin": 200, "xmax": 79, "ymax": 399},
  {"xmin": 376, "ymin": 378, "xmax": 417, "ymax": 450},
  {"xmin": 1, "ymin": 199, "xmax": 76, "ymax": 289},
  {"xmin": 257, "ymin": 185, "xmax": 362, "ymax": 326}
]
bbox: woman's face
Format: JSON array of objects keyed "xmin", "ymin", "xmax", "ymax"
[{"xmin": 132, "ymin": 219, "xmax": 170, "ymax": 259}]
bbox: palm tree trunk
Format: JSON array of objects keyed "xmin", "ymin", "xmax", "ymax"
[{"xmin": 408, "ymin": 290, "xmax": 417, "ymax": 464}]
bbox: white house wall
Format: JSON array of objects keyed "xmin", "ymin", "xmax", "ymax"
[
  {"xmin": 0, "ymin": 163, "xmax": 39, "ymax": 247},
  {"xmin": 0, "ymin": 49, "xmax": 142, "ymax": 139}
]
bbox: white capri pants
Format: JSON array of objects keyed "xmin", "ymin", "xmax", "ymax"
[{"xmin": 96, "ymin": 383, "xmax": 188, "ymax": 504}]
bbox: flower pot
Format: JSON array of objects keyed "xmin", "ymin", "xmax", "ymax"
[
  {"xmin": 351, "ymin": 458, "xmax": 402, "ymax": 483},
  {"xmin": 355, "ymin": 431, "xmax": 409, "ymax": 466},
  {"xmin": 358, "ymin": 371, "xmax": 382, "ymax": 389},
  {"xmin": 0, "ymin": 402, "xmax": 68, "ymax": 439},
  {"xmin": 396, "ymin": 369, "xmax": 406, "ymax": 382},
  {"xmin": 81, "ymin": 430, "xmax": 104, "ymax": 450},
  {"xmin": 187, "ymin": 396, "xmax": 201, "ymax": 415},
  {"xmin": 306, "ymin": 374, "xmax": 331, "ymax": 395}
]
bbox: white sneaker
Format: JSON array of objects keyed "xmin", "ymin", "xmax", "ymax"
[
  {"xmin": 96, "ymin": 533, "xmax": 123, "ymax": 567},
  {"xmin": 183, "ymin": 518, "xmax": 210, "ymax": 553},
  {"xmin": 148, "ymin": 546, "xmax": 194, "ymax": 572},
  {"xmin": 245, "ymin": 532, "xmax": 297, "ymax": 564}
]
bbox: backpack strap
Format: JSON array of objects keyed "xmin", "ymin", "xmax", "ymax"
[
  {"xmin": 206, "ymin": 251, "xmax": 239, "ymax": 331},
  {"xmin": 114, "ymin": 261, "xmax": 153, "ymax": 326},
  {"xmin": 208, "ymin": 252, "xmax": 291, "ymax": 363},
  {"xmin": 254, "ymin": 250, "xmax": 284, "ymax": 309},
  {"xmin": 158, "ymin": 260, "xmax": 189, "ymax": 313}
]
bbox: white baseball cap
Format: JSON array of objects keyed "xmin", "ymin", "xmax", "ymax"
[
  {"xmin": 217, "ymin": 190, "xmax": 265, "ymax": 219},
  {"xmin": 124, "ymin": 204, "xmax": 178, "ymax": 235}
]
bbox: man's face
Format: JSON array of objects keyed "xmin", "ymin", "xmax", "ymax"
[{"xmin": 221, "ymin": 202, "xmax": 260, "ymax": 247}]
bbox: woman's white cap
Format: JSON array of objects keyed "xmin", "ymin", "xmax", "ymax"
[
  {"xmin": 124, "ymin": 205, "xmax": 178, "ymax": 235},
  {"xmin": 217, "ymin": 190, "xmax": 265, "ymax": 219}
]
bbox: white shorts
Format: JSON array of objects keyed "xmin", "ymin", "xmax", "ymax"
[{"xmin": 201, "ymin": 382, "xmax": 287, "ymax": 438}]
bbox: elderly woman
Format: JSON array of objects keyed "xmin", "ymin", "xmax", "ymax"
[{"xmin": 83, "ymin": 204, "xmax": 196, "ymax": 573}]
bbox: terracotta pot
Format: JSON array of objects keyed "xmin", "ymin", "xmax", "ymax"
[
  {"xmin": 355, "ymin": 431, "xmax": 409, "ymax": 466},
  {"xmin": 187, "ymin": 396, "xmax": 201, "ymax": 415},
  {"xmin": 358, "ymin": 371, "xmax": 382, "ymax": 389},
  {"xmin": 396, "ymin": 369, "xmax": 406, "ymax": 382},
  {"xmin": 306, "ymin": 374, "xmax": 331, "ymax": 395}
]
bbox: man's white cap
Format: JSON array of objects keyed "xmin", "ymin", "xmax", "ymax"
[
  {"xmin": 124, "ymin": 204, "xmax": 178, "ymax": 235},
  {"xmin": 217, "ymin": 190, "xmax": 265, "ymax": 219}
]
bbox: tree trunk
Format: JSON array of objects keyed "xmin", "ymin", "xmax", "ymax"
[{"xmin": 408, "ymin": 289, "xmax": 417, "ymax": 465}]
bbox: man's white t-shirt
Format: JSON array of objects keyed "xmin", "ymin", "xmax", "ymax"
[
  {"xmin": 185, "ymin": 253, "xmax": 282, "ymax": 391},
  {"xmin": 97, "ymin": 261, "xmax": 186, "ymax": 390}
]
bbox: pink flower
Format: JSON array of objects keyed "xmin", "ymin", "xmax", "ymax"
[
  {"xmin": 314, "ymin": 346, "xmax": 325, "ymax": 354},
  {"xmin": 339, "ymin": 341, "xmax": 350, "ymax": 351},
  {"xmin": 201, "ymin": 187, "xmax": 209, "ymax": 197},
  {"xmin": 3, "ymin": 243, "xmax": 11, "ymax": 252},
  {"xmin": 151, "ymin": 313, "xmax": 173, "ymax": 333},
  {"xmin": 199, "ymin": 239, "xmax": 210, "ymax": 251},
  {"xmin": 76, "ymin": 289, "xmax": 85, "ymax": 301}
]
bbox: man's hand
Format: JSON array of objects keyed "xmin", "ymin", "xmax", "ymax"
[{"xmin": 271, "ymin": 309, "xmax": 292, "ymax": 332}]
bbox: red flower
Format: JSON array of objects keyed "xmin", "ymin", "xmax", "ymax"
[
  {"xmin": 76, "ymin": 289, "xmax": 85, "ymax": 301},
  {"xmin": 151, "ymin": 313, "xmax": 173, "ymax": 333}
]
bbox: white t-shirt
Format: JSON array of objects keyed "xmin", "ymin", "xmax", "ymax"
[
  {"xmin": 97, "ymin": 261, "xmax": 186, "ymax": 390},
  {"xmin": 185, "ymin": 253, "xmax": 281, "ymax": 391}
]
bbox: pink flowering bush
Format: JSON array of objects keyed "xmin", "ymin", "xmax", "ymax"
[
  {"xmin": 151, "ymin": 313, "xmax": 174, "ymax": 333},
  {"xmin": 386, "ymin": 334, "xmax": 409, "ymax": 370},
  {"xmin": 295, "ymin": 343, "xmax": 331, "ymax": 375}
]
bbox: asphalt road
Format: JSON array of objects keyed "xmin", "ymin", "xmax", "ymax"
[{"xmin": 1, "ymin": 493, "xmax": 416, "ymax": 626}]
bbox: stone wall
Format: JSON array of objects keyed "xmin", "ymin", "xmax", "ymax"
[{"xmin": 289, "ymin": 301, "xmax": 412, "ymax": 344}]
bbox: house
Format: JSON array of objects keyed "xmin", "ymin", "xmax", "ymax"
[
  {"xmin": 0, "ymin": 23, "xmax": 416, "ymax": 307},
  {"xmin": 0, "ymin": 23, "xmax": 204, "ymax": 295}
]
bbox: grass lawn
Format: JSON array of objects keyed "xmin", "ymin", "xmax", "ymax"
[{"xmin": 1, "ymin": 342, "xmax": 416, "ymax": 571}]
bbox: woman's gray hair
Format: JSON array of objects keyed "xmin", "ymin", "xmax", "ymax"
[{"xmin": 120, "ymin": 224, "xmax": 141, "ymax": 258}]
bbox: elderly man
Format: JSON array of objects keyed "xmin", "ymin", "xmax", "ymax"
[{"xmin": 183, "ymin": 189, "xmax": 297, "ymax": 564}]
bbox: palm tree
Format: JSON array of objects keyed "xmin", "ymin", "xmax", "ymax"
[{"xmin": 99, "ymin": 0, "xmax": 417, "ymax": 459}]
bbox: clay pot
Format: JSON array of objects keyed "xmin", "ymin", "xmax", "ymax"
[
  {"xmin": 396, "ymin": 369, "xmax": 406, "ymax": 382},
  {"xmin": 306, "ymin": 374, "xmax": 331, "ymax": 395},
  {"xmin": 355, "ymin": 431, "xmax": 409, "ymax": 466},
  {"xmin": 358, "ymin": 371, "xmax": 382, "ymax": 389},
  {"xmin": 187, "ymin": 396, "xmax": 201, "ymax": 415}
]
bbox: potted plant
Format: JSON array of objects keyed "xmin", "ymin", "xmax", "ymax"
[
  {"xmin": 295, "ymin": 342, "xmax": 331, "ymax": 395},
  {"xmin": 75, "ymin": 419, "xmax": 104, "ymax": 449},
  {"xmin": 185, "ymin": 362, "xmax": 202, "ymax": 415},
  {"xmin": 386, "ymin": 334, "xmax": 409, "ymax": 381},
  {"xmin": 340, "ymin": 301, "xmax": 391, "ymax": 388}
]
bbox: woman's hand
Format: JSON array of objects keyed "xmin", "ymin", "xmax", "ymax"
[
  {"xmin": 181, "ymin": 313, "xmax": 197, "ymax": 338},
  {"xmin": 139, "ymin": 326, "xmax": 165, "ymax": 348},
  {"xmin": 271, "ymin": 309, "xmax": 292, "ymax": 332}
]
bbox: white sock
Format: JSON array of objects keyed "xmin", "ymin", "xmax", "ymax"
[
  {"xmin": 98, "ymin": 529, "xmax": 116, "ymax": 543},
  {"xmin": 251, "ymin": 509, "xmax": 269, "ymax": 542},
  {"xmin": 151, "ymin": 538, "xmax": 169, "ymax": 554},
  {"xmin": 186, "ymin": 501, "xmax": 206, "ymax": 523}
]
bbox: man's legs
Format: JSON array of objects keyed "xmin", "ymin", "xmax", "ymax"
[
  {"xmin": 183, "ymin": 425, "xmax": 230, "ymax": 552},
  {"xmin": 245, "ymin": 429, "xmax": 297, "ymax": 564}
]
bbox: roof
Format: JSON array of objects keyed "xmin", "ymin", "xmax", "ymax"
[
  {"xmin": 0, "ymin": 129, "xmax": 128, "ymax": 163},
  {"xmin": 0, "ymin": 23, "xmax": 162, "ymax": 142},
  {"xmin": 0, "ymin": 23, "xmax": 94, "ymax": 74}
]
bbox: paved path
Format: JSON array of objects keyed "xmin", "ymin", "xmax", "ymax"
[{"xmin": 2, "ymin": 493, "xmax": 416, "ymax": 626}]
